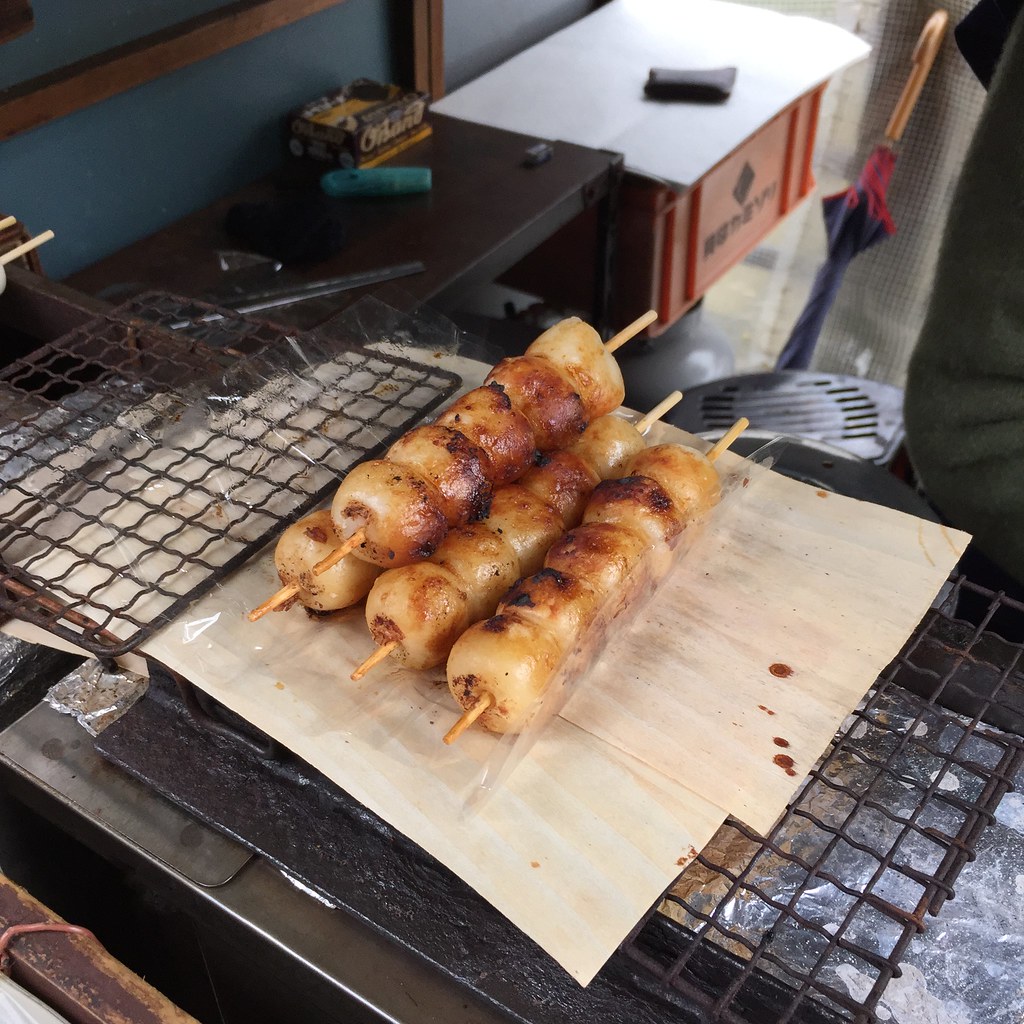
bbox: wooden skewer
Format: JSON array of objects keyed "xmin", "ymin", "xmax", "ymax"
[
  {"xmin": 351, "ymin": 640, "xmax": 398, "ymax": 681},
  {"xmin": 444, "ymin": 691, "xmax": 495, "ymax": 745},
  {"xmin": 442, "ymin": 412, "xmax": 748, "ymax": 741},
  {"xmin": 706, "ymin": 417, "xmax": 750, "ymax": 462},
  {"xmin": 604, "ymin": 309, "xmax": 657, "ymax": 353},
  {"xmin": 312, "ymin": 528, "xmax": 366, "ymax": 574},
  {"xmin": 0, "ymin": 216, "xmax": 17, "ymax": 232},
  {"xmin": 248, "ymin": 527, "xmax": 366, "ymax": 622},
  {"xmin": 248, "ymin": 583, "xmax": 299, "ymax": 622},
  {"xmin": 635, "ymin": 390, "xmax": 683, "ymax": 434},
  {"xmin": 0, "ymin": 229, "xmax": 55, "ymax": 266}
]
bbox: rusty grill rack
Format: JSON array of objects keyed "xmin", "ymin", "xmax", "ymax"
[
  {"xmin": 0, "ymin": 294, "xmax": 461, "ymax": 657},
  {"xmin": 623, "ymin": 576, "xmax": 1024, "ymax": 1024}
]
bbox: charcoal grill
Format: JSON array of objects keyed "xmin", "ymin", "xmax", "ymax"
[
  {"xmin": 78, "ymin": 575, "xmax": 1023, "ymax": 1024},
  {"xmin": 0, "ymin": 294, "xmax": 461, "ymax": 656},
  {"xmin": 2, "ymin": 286, "xmax": 1023, "ymax": 1024}
]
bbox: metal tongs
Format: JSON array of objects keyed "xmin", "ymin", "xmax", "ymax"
[{"xmin": 185, "ymin": 259, "xmax": 426, "ymax": 327}]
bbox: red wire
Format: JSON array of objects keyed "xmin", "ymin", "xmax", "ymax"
[{"xmin": 0, "ymin": 923, "xmax": 97, "ymax": 975}]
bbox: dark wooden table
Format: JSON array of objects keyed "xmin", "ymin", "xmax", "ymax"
[{"xmin": 68, "ymin": 113, "xmax": 623, "ymax": 336}]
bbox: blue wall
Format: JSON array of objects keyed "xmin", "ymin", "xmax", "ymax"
[
  {"xmin": 443, "ymin": 0, "xmax": 592, "ymax": 91},
  {"xmin": 0, "ymin": 0, "xmax": 394, "ymax": 279}
]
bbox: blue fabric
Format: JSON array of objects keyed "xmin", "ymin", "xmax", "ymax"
[{"xmin": 775, "ymin": 146, "xmax": 896, "ymax": 371}]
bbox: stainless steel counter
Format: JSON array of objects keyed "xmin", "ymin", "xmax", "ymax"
[{"xmin": 0, "ymin": 703, "xmax": 514, "ymax": 1024}]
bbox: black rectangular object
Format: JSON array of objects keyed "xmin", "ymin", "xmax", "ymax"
[{"xmin": 644, "ymin": 66, "xmax": 737, "ymax": 102}]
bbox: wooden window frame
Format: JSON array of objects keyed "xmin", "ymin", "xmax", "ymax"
[{"xmin": 0, "ymin": 0, "xmax": 445, "ymax": 142}]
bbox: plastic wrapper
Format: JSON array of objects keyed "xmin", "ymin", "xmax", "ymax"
[
  {"xmin": 181, "ymin": 428, "xmax": 785, "ymax": 809},
  {"xmin": 452, "ymin": 434, "xmax": 785, "ymax": 800},
  {"xmin": 160, "ymin": 296, "xmax": 780, "ymax": 804},
  {"xmin": 0, "ymin": 297, "xmax": 462, "ymax": 650}
]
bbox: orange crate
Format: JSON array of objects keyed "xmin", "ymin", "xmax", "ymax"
[{"xmin": 502, "ymin": 83, "xmax": 825, "ymax": 337}]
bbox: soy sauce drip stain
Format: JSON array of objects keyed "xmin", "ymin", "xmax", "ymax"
[
  {"xmin": 769, "ymin": 663, "xmax": 793, "ymax": 678},
  {"xmin": 676, "ymin": 845, "xmax": 698, "ymax": 867}
]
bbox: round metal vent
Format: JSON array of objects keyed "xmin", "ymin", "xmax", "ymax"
[{"xmin": 670, "ymin": 370, "xmax": 905, "ymax": 465}]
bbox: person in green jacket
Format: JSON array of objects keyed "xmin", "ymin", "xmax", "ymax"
[{"xmin": 904, "ymin": 11, "xmax": 1024, "ymax": 613}]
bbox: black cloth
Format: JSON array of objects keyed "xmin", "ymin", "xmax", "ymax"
[
  {"xmin": 904, "ymin": 12, "xmax": 1024, "ymax": 592},
  {"xmin": 955, "ymin": 0, "xmax": 1024, "ymax": 86}
]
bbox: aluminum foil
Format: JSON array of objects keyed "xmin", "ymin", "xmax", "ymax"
[
  {"xmin": 662, "ymin": 683, "xmax": 1024, "ymax": 1023},
  {"xmin": 887, "ymin": 781, "xmax": 1024, "ymax": 1024},
  {"xmin": 0, "ymin": 379, "xmax": 168, "ymax": 488},
  {"xmin": 45, "ymin": 659, "xmax": 148, "ymax": 737},
  {"xmin": 0, "ymin": 633, "xmax": 32, "ymax": 680}
]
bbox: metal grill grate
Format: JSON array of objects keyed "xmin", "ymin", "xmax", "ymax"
[
  {"xmin": 0, "ymin": 295, "xmax": 461, "ymax": 657},
  {"xmin": 623, "ymin": 578, "xmax": 1024, "ymax": 1024}
]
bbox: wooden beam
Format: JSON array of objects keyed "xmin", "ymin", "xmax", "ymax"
[
  {"xmin": 412, "ymin": 0, "xmax": 444, "ymax": 99},
  {"xmin": 0, "ymin": 0, "xmax": 350, "ymax": 142},
  {"xmin": 1, "ymin": 873, "xmax": 201, "ymax": 1024},
  {"xmin": 0, "ymin": 0, "xmax": 34, "ymax": 45},
  {"xmin": 2, "ymin": 264, "xmax": 110, "ymax": 341}
]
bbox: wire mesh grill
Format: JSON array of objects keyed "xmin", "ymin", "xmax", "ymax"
[
  {"xmin": 0, "ymin": 295, "xmax": 461, "ymax": 657},
  {"xmin": 624, "ymin": 578, "xmax": 1024, "ymax": 1024}
]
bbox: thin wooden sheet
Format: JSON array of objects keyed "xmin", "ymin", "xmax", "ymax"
[
  {"xmin": 141, "ymin": 581, "xmax": 727, "ymax": 985},
  {"xmin": 560, "ymin": 424, "xmax": 970, "ymax": 834}
]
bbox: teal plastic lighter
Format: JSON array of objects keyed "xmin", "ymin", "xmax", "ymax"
[{"xmin": 320, "ymin": 167, "xmax": 432, "ymax": 197}]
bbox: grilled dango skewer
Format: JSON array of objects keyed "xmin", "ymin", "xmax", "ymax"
[
  {"xmin": 444, "ymin": 419, "xmax": 749, "ymax": 741},
  {"xmin": 352, "ymin": 395, "xmax": 680, "ymax": 676},
  {"xmin": 272, "ymin": 510, "xmax": 381, "ymax": 612},
  {"xmin": 249, "ymin": 312, "xmax": 657, "ymax": 621}
]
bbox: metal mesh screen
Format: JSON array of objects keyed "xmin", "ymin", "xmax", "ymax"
[
  {"xmin": 809, "ymin": 0, "xmax": 988, "ymax": 386},
  {"xmin": 0, "ymin": 295, "xmax": 461, "ymax": 656},
  {"xmin": 624, "ymin": 577, "xmax": 1024, "ymax": 1024}
]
